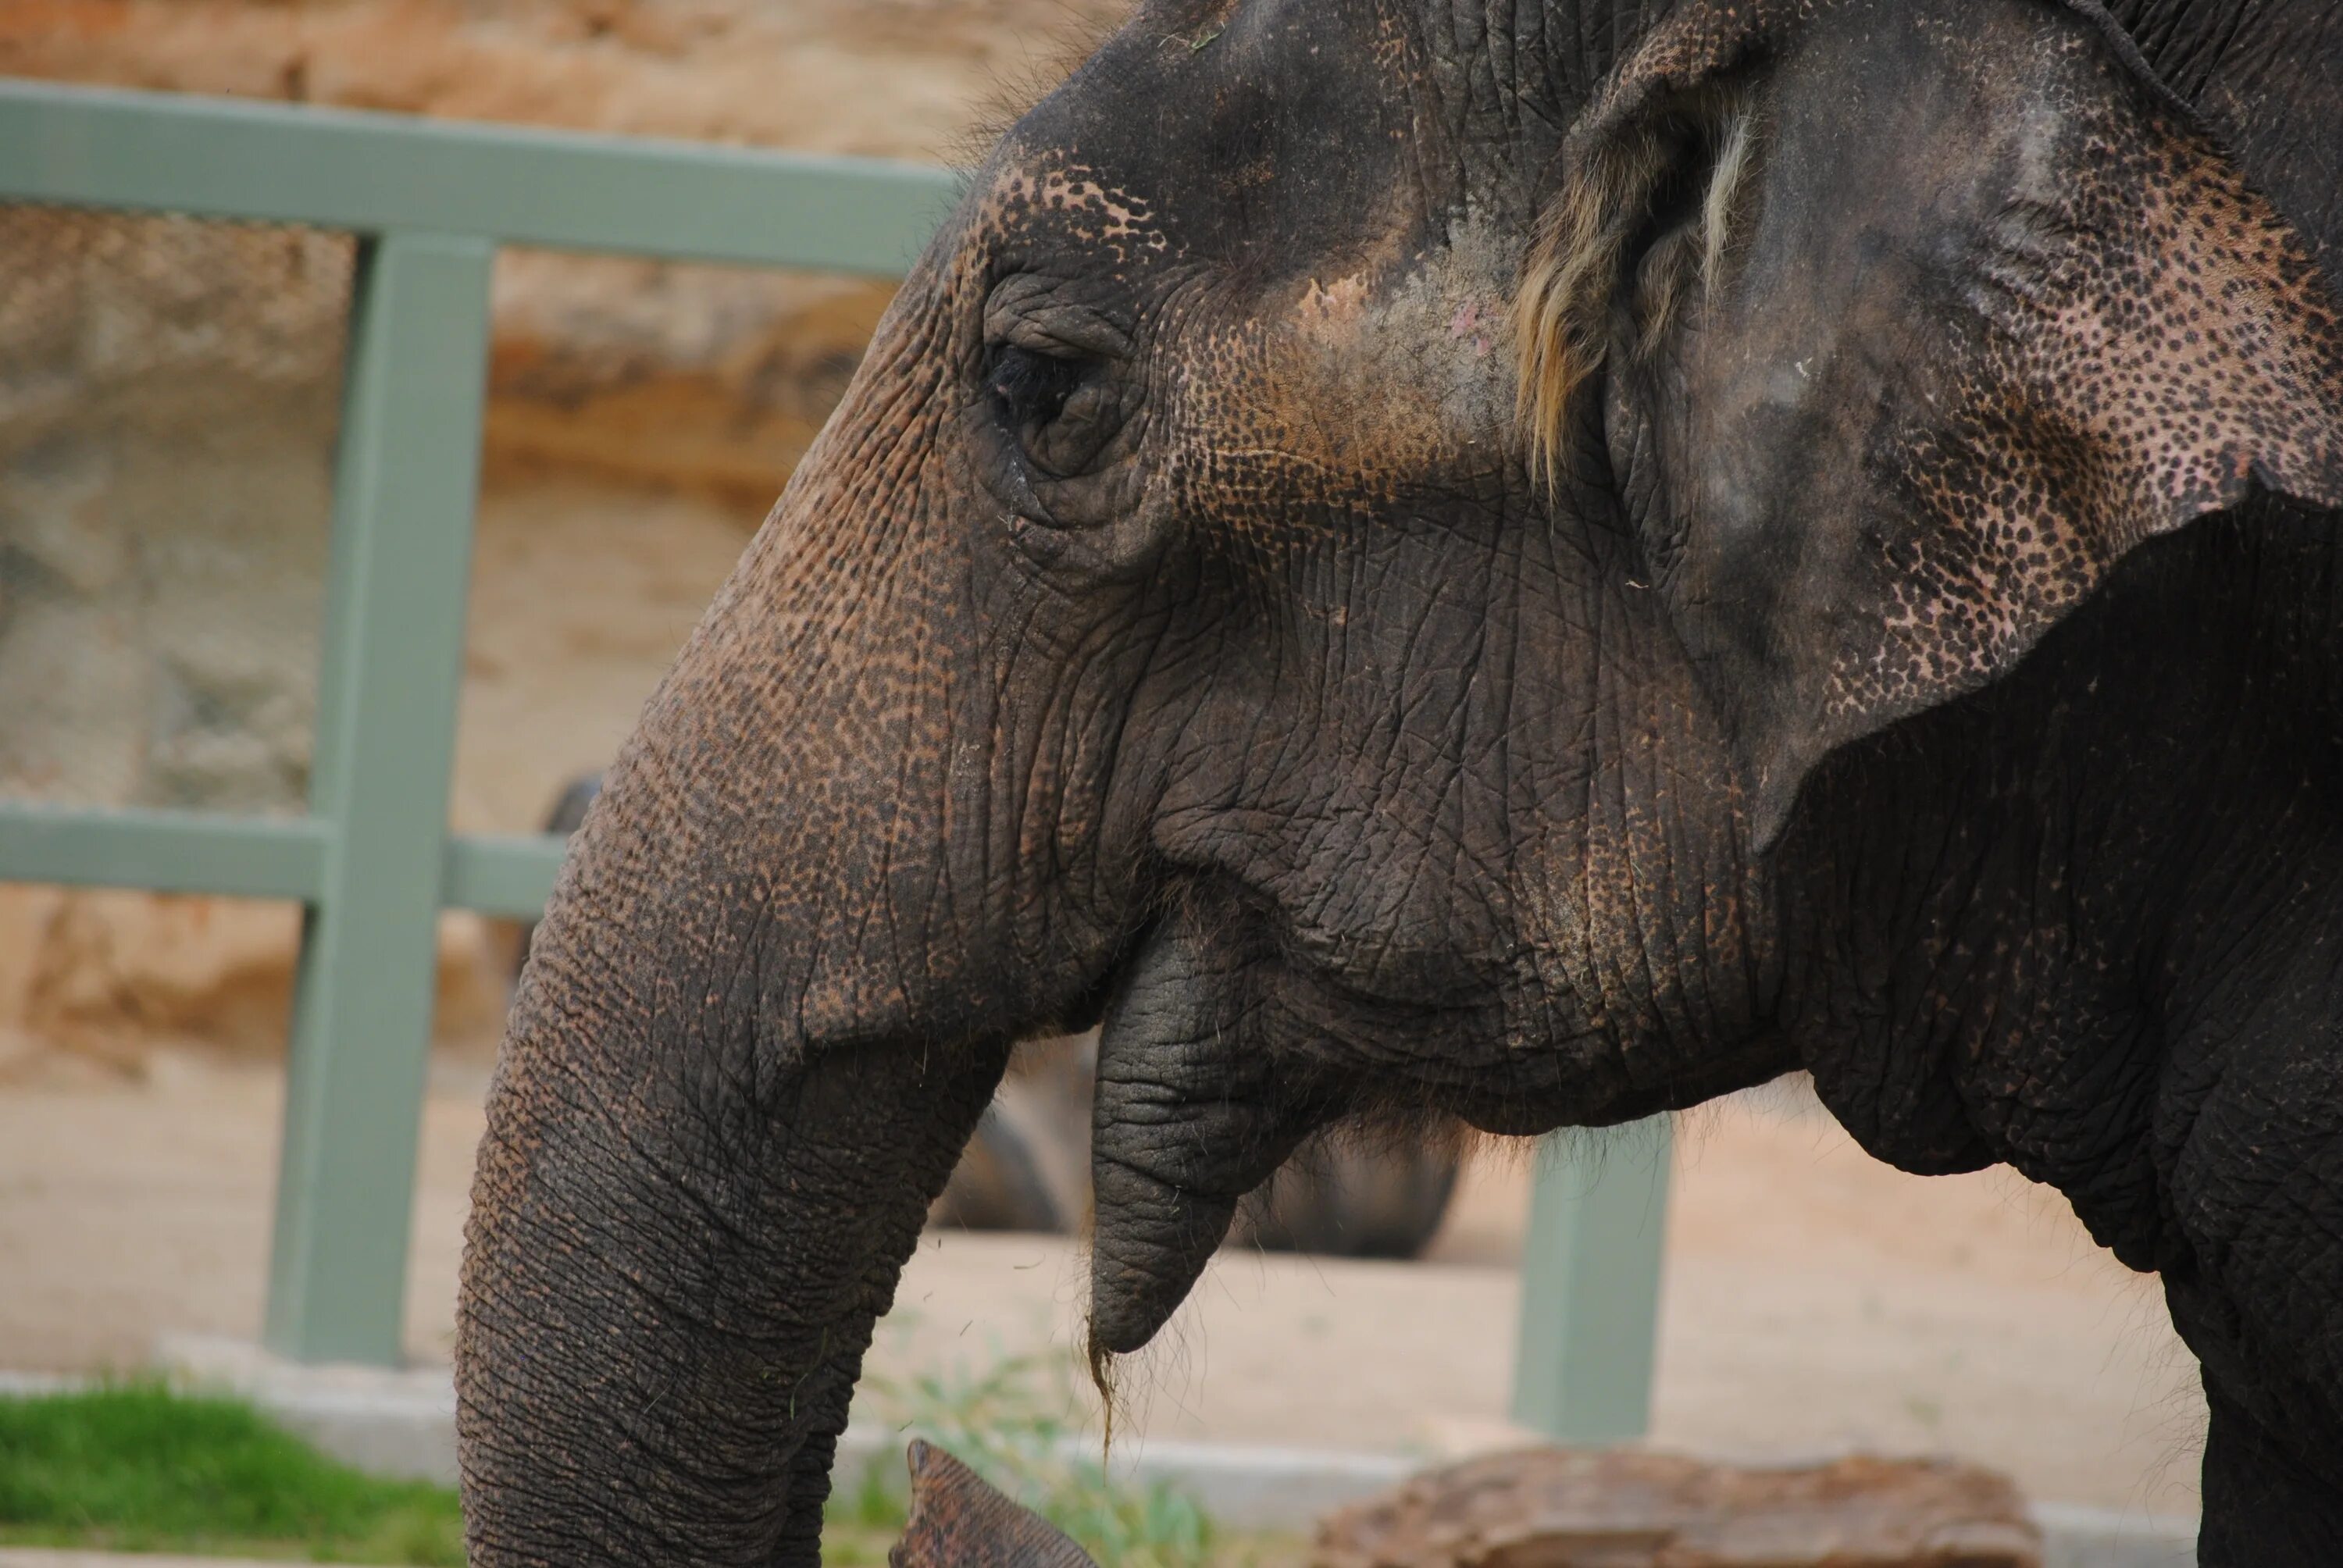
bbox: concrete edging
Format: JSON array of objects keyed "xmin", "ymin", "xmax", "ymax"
[{"xmin": 1, "ymin": 1345, "xmax": 2198, "ymax": 1565}]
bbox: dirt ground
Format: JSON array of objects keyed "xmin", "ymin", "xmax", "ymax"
[{"xmin": 0, "ymin": 1049, "xmax": 2204, "ymax": 1519}]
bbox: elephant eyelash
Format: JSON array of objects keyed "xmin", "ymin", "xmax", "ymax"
[{"xmin": 1515, "ymin": 85, "xmax": 1756, "ymax": 494}]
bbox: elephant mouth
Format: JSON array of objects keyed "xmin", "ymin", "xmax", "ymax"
[
  {"xmin": 1082, "ymin": 914, "xmax": 1328, "ymax": 1356},
  {"xmin": 1073, "ymin": 903, "xmax": 1605, "ymax": 1356},
  {"xmin": 1075, "ymin": 890, "xmax": 1792, "ymax": 1360}
]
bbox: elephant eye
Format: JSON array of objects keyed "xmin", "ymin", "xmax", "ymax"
[
  {"xmin": 983, "ymin": 341, "xmax": 1114, "ymax": 478},
  {"xmin": 987, "ymin": 343, "xmax": 1086, "ymax": 432}
]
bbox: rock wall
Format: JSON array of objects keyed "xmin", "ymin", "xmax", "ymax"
[
  {"xmin": 0, "ymin": 0, "xmax": 1129, "ymax": 1070},
  {"xmin": 0, "ymin": 209, "xmax": 347, "ymax": 811},
  {"xmin": 0, "ymin": 0, "xmax": 1128, "ymax": 490}
]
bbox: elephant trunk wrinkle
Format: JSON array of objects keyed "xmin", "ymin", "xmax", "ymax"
[{"xmin": 462, "ymin": 794, "xmax": 1019, "ymax": 1564}]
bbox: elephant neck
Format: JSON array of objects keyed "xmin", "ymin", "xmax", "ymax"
[{"xmin": 1781, "ymin": 499, "xmax": 2343, "ymax": 1275}]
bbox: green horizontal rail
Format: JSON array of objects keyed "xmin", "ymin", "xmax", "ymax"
[
  {"xmin": 0, "ymin": 77, "xmax": 962, "ymax": 273},
  {"xmin": 0, "ymin": 805, "xmax": 330, "ymax": 900},
  {"xmin": 0, "ymin": 803, "xmax": 572, "ymax": 919},
  {"xmin": 441, "ymin": 834, "xmax": 571, "ymax": 921}
]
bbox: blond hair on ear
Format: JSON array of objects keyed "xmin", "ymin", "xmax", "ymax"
[{"xmin": 1516, "ymin": 90, "xmax": 1756, "ymax": 495}]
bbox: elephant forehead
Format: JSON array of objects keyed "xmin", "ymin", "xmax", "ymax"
[
  {"xmin": 988, "ymin": 0, "xmax": 1419, "ymax": 260},
  {"xmin": 971, "ymin": 159, "xmax": 1172, "ymax": 270}
]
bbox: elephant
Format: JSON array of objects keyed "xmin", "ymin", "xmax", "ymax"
[{"xmin": 453, "ymin": 1, "xmax": 2343, "ymax": 1563}]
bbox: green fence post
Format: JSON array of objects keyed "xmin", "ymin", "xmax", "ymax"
[
  {"xmin": 264, "ymin": 230, "xmax": 494, "ymax": 1366},
  {"xmin": 1510, "ymin": 1117, "xmax": 1673, "ymax": 1445}
]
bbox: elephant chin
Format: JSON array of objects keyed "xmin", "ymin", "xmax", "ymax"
[{"xmin": 1085, "ymin": 917, "xmax": 1318, "ymax": 1358}]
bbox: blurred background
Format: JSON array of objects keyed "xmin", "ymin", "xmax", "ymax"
[{"xmin": 0, "ymin": 0, "xmax": 2206, "ymax": 1552}]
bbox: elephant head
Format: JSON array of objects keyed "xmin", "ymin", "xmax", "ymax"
[{"xmin": 457, "ymin": 2, "xmax": 2343, "ymax": 1562}]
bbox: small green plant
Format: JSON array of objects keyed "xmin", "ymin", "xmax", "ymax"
[
  {"xmin": 0, "ymin": 1381, "xmax": 466, "ymax": 1564},
  {"xmin": 818, "ymin": 1455, "xmax": 915, "ymax": 1565},
  {"xmin": 861, "ymin": 1351, "xmax": 1215, "ymax": 1568}
]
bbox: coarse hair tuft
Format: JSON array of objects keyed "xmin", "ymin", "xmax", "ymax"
[{"xmin": 1515, "ymin": 89, "xmax": 1757, "ymax": 495}]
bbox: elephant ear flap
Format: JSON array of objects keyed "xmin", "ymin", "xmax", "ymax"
[{"xmin": 1740, "ymin": 83, "xmax": 2343, "ymax": 846}]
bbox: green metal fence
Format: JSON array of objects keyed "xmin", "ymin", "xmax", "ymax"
[
  {"xmin": 0, "ymin": 76, "xmax": 1668, "ymax": 1443},
  {"xmin": 0, "ymin": 77, "xmax": 957, "ymax": 1368}
]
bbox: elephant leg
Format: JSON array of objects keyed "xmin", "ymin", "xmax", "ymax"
[{"xmin": 2198, "ymin": 1389, "xmax": 2343, "ymax": 1566}]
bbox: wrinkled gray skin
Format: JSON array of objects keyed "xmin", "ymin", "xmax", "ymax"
[{"xmin": 456, "ymin": 2, "xmax": 2343, "ymax": 1562}]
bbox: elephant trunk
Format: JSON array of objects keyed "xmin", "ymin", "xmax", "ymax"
[
  {"xmin": 455, "ymin": 284, "xmax": 1089, "ymax": 1564},
  {"xmin": 457, "ymin": 950, "xmax": 1004, "ymax": 1563}
]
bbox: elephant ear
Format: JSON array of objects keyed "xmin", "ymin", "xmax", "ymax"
[{"xmin": 1523, "ymin": 0, "xmax": 2343, "ymax": 846}]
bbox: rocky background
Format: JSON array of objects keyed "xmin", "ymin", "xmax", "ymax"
[{"xmin": 0, "ymin": 0, "xmax": 1128, "ymax": 1071}]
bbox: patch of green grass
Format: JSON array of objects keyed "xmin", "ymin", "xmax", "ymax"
[
  {"xmin": 818, "ymin": 1459, "xmax": 915, "ymax": 1566},
  {"xmin": 0, "ymin": 1373, "xmax": 1309, "ymax": 1568},
  {"xmin": 0, "ymin": 1381, "xmax": 465, "ymax": 1564}
]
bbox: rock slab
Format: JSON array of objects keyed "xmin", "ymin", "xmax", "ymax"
[{"xmin": 1314, "ymin": 1448, "xmax": 2042, "ymax": 1568}]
